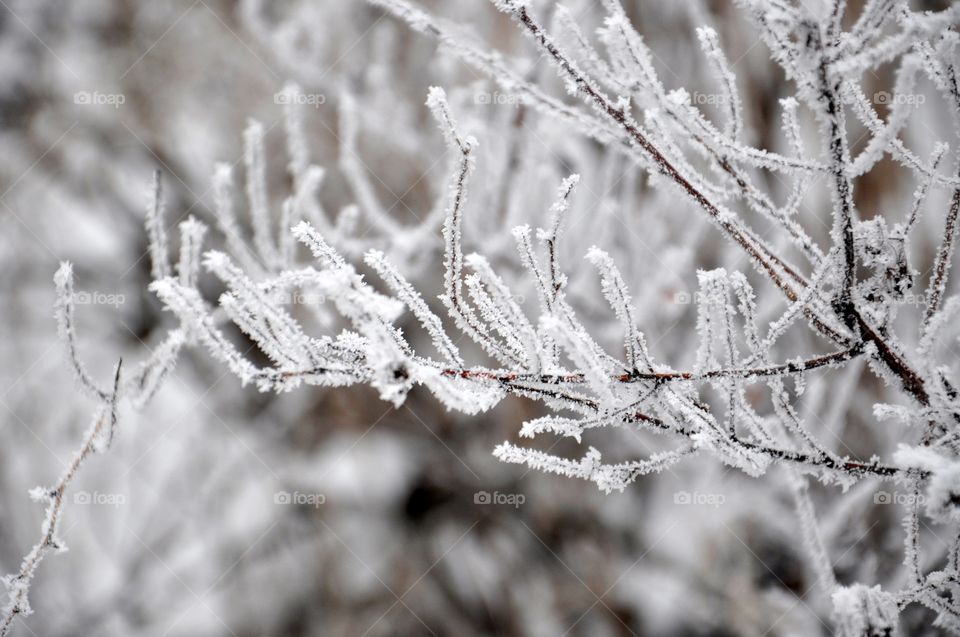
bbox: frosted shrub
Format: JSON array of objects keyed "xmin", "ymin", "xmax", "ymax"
[{"xmin": 5, "ymin": 0, "xmax": 960, "ymax": 634}]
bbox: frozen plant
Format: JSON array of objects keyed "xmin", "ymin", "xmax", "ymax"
[{"xmin": 7, "ymin": 0, "xmax": 960, "ymax": 634}]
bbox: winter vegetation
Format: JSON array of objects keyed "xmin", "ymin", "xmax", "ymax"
[{"xmin": 3, "ymin": 0, "xmax": 960, "ymax": 634}]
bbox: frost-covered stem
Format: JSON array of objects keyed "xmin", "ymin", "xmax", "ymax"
[
  {"xmin": 541, "ymin": 175, "xmax": 579, "ymax": 302},
  {"xmin": 791, "ymin": 473, "xmax": 838, "ymax": 596},
  {"xmin": 586, "ymin": 247, "xmax": 652, "ymax": 372},
  {"xmin": 103, "ymin": 361, "xmax": 121, "ymax": 449},
  {"xmin": 280, "ymin": 343, "xmax": 863, "ymax": 387},
  {"xmin": 923, "ymin": 177, "xmax": 960, "ymax": 332},
  {"xmin": 280, "ymin": 83, "xmax": 310, "ymax": 190},
  {"xmin": 903, "ymin": 480, "xmax": 924, "ymax": 587},
  {"xmin": 243, "ymin": 120, "xmax": 280, "ymax": 268},
  {"xmin": 145, "ymin": 169, "xmax": 171, "ymax": 281},
  {"xmin": 429, "ymin": 88, "xmax": 518, "ymax": 366},
  {"xmin": 812, "ymin": 27, "xmax": 858, "ymax": 322},
  {"xmin": 825, "ymin": 0, "xmax": 847, "ymax": 50},
  {"xmin": 127, "ymin": 329, "xmax": 185, "ymax": 409},
  {"xmin": 0, "ymin": 360, "xmax": 122, "ymax": 637},
  {"xmin": 903, "ymin": 144, "xmax": 949, "ymax": 239},
  {"xmin": 441, "ymin": 130, "xmax": 481, "ymax": 323},
  {"xmin": 212, "ymin": 163, "xmax": 265, "ymax": 276},
  {"xmin": 620, "ymin": 406, "xmax": 908, "ymax": 479},
  {"xmin": 177, "ymin": 217, "xmax": 208, "ymax": 289},
  {"xmin": 717, "ymin": 155, "xmax": 824, "ymax": 268},
  {"xmin": 365, "ymin": 250, "xmax": 464, "ymax": 367},
  {"xmin": 432, "ymin": 343, "xmax": 863, "ymax": 384},
  {"xmin": 696, "ymin": 26, "xmax": 743, "ymax": 142},
  {"xmin": 54, "ymin": 263, "xmax": 109, "ymax": 402},
  {"xmin": 853, "ymin": 311, "xmax": 929, "ymax": 404},
  {"xmin": 735, "ymin": 436, "xmax": 908, "ymax": 479}
]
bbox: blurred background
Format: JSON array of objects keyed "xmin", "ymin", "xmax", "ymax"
[{"xmin": 0, "ymin": 0, "xmax": 957, "ymax": 635}]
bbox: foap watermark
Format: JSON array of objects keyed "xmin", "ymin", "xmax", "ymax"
[
  {"xmin": 673, "ymin": 490, "xmax": 725, "ymax": 507},
  {"xmin": 474, "ymin": 91, "xmax": 531, "ymax": 108},
  {"xmin": 474, "ymin": 490, "xmax": 525, "ymax": 508},
  {"xmin": 690, "ymin": 92, "xmax": 729, "ymax": 106},
  {"xmin": 74, "ymin": 90, "xmax": 125, "ymax": 109},
  {"xmin": 874, "ymin": 490, "xmax": 926, "ymax": 506},
  {"xmin": 266, "ymin": 290, "xmax": 326, "ymax": 306},
  {"xmin": 274, "ymin": 90, "xmax": 326, "ymax": 109},
  {"xmin": 73, "ymin": 490, "xmax": 125, "ymax": 507},
  {"xmin": 878, "ymin": 293, "xmax": 930, "ymax": 308},
  {"xmin": 873, "ymin": 91, "xmax": 925, "ymax": 107},
  {"xmin": 274, "ymin": 490, "xmax": 325, "ymax": 508},
  {"xmin": 73, "ymin": 290, "xmax": 126, "ymax": 308},
  {"xmin": 672, "ymin": 291, "xmax": 725, "ymax": 307}
]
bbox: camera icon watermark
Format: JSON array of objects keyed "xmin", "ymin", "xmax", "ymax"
[
  {"xmin": 74, "ymin": 90, "xmax": 126, "ymax": 109},
  {"xmin": 673, "ymin": 490, "xmax": 725, "ymax": 508},
  {"xmin": 274, "ymin": 490, "xmax": 325, "ymax": 508},
  {"xmin": 473, "ymin": 490, "xmax": 525, "ymax": 508}
]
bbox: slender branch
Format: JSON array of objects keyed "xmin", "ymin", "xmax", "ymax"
[
  {"xmin": 282, "ymin": 343, "xmax": 864, "ymax": 387},
  {"xmin": 1, "ymin": 360, "xmax": 122, "ymax": 637},
  {"xmin": 814, "ymin": 34, "xmax": 858, "ymax": 314},
  {"xmin": 614, "ymin": 400, "xmax": 912, "ymax": 479},
  {"xmin": 439, "ymin": 343, "xmax": 864, "ymax": 384},
  {"xmin": 923, "ymin": 173, "xmax": 960, "ymax": 331},
  {"xmin": 632, "ymin": 409, "xmax": 912, "ymax": 478}
]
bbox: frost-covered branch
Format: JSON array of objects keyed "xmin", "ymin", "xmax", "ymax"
[
  {"xmin": 0, "ymin": 358, "xmax": 122, "ymax": 637},
  {"xmin": 35, "ymin": 0, "xmax": 960, "ymax": 632}
]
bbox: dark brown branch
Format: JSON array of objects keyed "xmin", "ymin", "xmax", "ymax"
[
  {"xmin": 438, "ymin": 343, "xmax": 864, "ymax": 385},
  {"xmin": 616, "ymin": 403, "xmax": 914, "ymax": 479},
  {"xmin": 814, "ymin": 36, "xmax": 857, "ymax": 313},
  {"xmin": 284, "ymin": 344, "xmax": 863, "ymax": 387}
]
